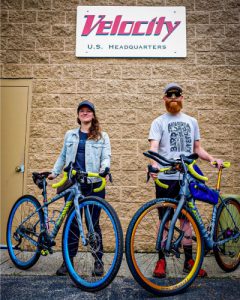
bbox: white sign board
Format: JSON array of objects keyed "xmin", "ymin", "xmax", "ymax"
[{"xmin": 76, "ymin": 6, "xmax": 186, "ymax": 58}]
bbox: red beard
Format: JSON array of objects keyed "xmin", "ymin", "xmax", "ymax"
[{"xmin": 165, "ymin": 100, "xmax": 182, "ymax": 114}]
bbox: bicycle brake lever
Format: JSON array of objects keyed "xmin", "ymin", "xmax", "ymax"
[
  {"xmin": 109, "ymin": 173, "xmax": 113, "ymax": 183},
  {"xmin": 146, "ymin": 164, "xmax": 159, "ymax": 183},
  {"xmin": 146, "ymin": 172, "xmax": 150, "ymax": 183}
]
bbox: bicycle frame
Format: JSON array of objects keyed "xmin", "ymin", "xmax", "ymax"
[
  {"xmin": 17, "ymin": 180, "xmax": 96, "ymax": 251},
  {"xmin": 162, "ymin": 172, "xmax": 240, "ymax": 253}
]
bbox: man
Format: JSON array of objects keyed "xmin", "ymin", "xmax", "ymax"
[{"xmin": 148, "ymin": 82, "xmax": 222, "ymax": 278}]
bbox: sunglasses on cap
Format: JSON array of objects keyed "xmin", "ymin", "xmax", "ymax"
[{"xmin": 165, "ymin": 91, "xmax": 182, "ymax": 98}]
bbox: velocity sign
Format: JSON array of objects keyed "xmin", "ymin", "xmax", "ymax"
[{"xmin": 76, "ymin": 6, "xmax": 186, "ymax": 58}]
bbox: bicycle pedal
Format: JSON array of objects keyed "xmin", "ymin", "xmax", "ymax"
[{"xmin": 41, "ymin": 249, "xmax": 49, "ymax": 256}]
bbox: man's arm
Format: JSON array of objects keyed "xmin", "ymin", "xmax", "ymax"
[
  {"xmin": 194, "ymin": 140, "xmax": 214, "ymax": 162},
  {"xmin": 149, "ymin": 140, "xmax": 160, "ymax": 178},
  {"xmin": 194, "ymin": 140, "xmax": 222, "ymax": 168}
]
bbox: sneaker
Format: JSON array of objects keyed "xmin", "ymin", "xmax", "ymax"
[
  {"xmin": 183, "ymin": 259, "xmax": 208, "ymax": 277},
  {"xmin": 92, "ymin": 260, "xmax": 104, "ymax": 276},
  {"xmin": 153, "ymin": 259, "xmax": 166, "ymax": 278},
  {"xmin": 56, "ymin": 258, "xmax": 74, "ymax": 276}
]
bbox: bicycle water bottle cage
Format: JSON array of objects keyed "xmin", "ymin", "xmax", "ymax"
[{"xmin": 189, "ymin": 182, "xmax": 219, "ymax": 205}]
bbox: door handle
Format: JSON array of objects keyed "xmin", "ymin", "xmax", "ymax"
[{"xmin": 15, "ymin": 164, "xmax": 24, "ymax": 173}]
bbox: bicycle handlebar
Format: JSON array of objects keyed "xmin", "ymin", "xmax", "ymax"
[
  {"xmin": 52, "ymin": 172, "xmax": 69, "ymax": 189},
  {"xmin": 147, "ymin": 165, "xmax": 170, "ymax": 189},
  {"xmin": 52, "ymin": 167, "xmax": 111, "ymax": 193},
  {"xmin": 144, "ymin": 151, "xmax": 209, "ymax": 188},
  {"xmin": 211, "ymin": 161, "xmax": 231, "ymax": 169},
  {"xmin": 187, "ymin": 161, "xmax": 208, "ymax": 182}
]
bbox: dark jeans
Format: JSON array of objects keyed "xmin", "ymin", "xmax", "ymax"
[
  {"xmin": 155, "ymin": 180, "xmax": 181, "ymax": 219},
  {"xmin": 66, "ymin": 181, "xmax": 105, "ymax": 260}
]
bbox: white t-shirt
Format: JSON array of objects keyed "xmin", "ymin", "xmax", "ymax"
[{"xmin": 148, "ymin": 112, "xmax": 200, "ymax": 180}]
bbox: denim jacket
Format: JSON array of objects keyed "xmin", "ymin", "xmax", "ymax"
[{"xmin": 52, "ymin": 128, "xmax": 111, "ymax": 182}]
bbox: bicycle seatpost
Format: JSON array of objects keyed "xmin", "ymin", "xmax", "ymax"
[{"xmin": 42, "ymin": 178, "xmax": 48, "ymax": 202}]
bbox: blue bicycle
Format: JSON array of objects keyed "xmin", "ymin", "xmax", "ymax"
[
  {"xmin": 7, "ymin": 164, "xmax": 123, "ymax": 292},
  {"xmin": 125, "ymin": 151, "xmax": 240, "ymax": 296}
]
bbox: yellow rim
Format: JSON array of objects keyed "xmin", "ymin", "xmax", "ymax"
[
  {"xmin": 130, "ymin": 202, "xmax": 202, "ymax": 291},
  {"xmin": 218, "ymin": 200, "xmax": 240, "ymax": 268}
]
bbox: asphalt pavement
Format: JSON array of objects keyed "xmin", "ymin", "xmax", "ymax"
[
  {"xmin": 1, "ymin": 250, "xmax": 240, "ymax": 299},
  {"xmin": 1, "ymin": 276, "xmax": 240, "ymax": 300}
]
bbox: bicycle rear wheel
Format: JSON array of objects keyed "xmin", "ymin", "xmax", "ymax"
[
  {"xmin": 62, "ymin": 196, "xmax": 123, "ymax": 292},
  {"xmin": 214, "ymin": 197, "xmax": 240, "ymax": 272},
  {"xmin": 6, "ymin": 195, "xmax": 44, "ymax": 269},
  {"xmin": 125, "ymin": 198, "xmax": 204, "ymax": 297}
]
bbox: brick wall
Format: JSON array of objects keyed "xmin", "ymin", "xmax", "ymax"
[{"xmin": 1, "ymin": 0, "xmax": 240, "ymax": 241}]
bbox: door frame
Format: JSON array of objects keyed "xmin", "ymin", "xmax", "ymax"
[{"xmin": 1, "ymin": 79, "xmax": 32, "ymax": 194}]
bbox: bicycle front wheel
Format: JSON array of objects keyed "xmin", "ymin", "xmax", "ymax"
[
  {"xmin": 6, "ymin": 195, "xmax": 44, "ymax": 269},
  {"xmin": 125, "ymin": 198, "xmax": 204, "ymax": 297},
  {"xmin": 62, "ymin": 196, "xmax": 123, "ymax": 292},
  {"xmin": 214, "ymin": 197, "xmax": 240, "ymax": 272}
]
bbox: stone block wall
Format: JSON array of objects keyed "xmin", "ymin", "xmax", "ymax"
[{"xmin": 1, "ymin": 0, "xmax": 240, "ymax": 244}]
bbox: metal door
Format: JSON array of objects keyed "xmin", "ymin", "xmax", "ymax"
[{"xmin": 0, "ymin": 79, "xmax": 32, "ymax": 245}]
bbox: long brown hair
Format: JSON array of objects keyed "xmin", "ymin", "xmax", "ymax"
[{"xmin": 77, "ymin": 113, "xmax": 102, "ymax": 140}]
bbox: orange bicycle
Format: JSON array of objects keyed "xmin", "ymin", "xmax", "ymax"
[{"xmin": 125, "ymin": 151, "xmax": 240, "ymax": 296}]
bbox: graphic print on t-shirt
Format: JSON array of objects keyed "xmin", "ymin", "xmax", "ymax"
[{"xmin": 168, "ymin": 121, "xmax": 192, "ymax": 153}]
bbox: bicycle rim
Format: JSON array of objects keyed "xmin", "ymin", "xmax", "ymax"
[
  {"xmin": 63, "ymin": 197, "xmax": 123, "ymax": 291},
  {"xmin": 7, "ymin": 196, "xmax": 43, "ymax": 269},
  {"xmin": 214, "ymin": 198, "xmax": 240, "ymax": 272},
  {"xmin": 126, "ymin": 199, "xmax": 203, "ymax": 296}
]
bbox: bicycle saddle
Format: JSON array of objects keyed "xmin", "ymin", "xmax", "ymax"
[{"xmin": 32, "ymin": 172, "xmax": 51, "ymax": 189}]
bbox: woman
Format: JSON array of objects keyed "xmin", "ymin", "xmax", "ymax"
[{"xmin": 48, "ymin": 100, "xmax": 111, "ymax": 276}]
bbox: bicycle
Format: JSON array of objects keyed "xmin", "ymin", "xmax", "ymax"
[
  {"xmin": 6, "ymin": 163, "xmax": 123, "ymax": 292},
  {"xmin": 125, "ymin": 150, "xmax": 240, "ymax": 296}
]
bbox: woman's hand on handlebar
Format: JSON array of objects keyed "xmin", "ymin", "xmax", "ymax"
[{"xmin": 48, "ymin": 173, "xmax": 57, "ymax": 180}]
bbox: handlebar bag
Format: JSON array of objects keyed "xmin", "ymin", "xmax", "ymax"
[
  {"xmin": 189, "ymin": 182, "xmax": 219, "ymax": 205},
  {"xmin": 56, "ymin": 179, "xmax": 74, "ymax": 194}
]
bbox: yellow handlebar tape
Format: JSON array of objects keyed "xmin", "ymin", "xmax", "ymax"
[
  {"xmin": 211, "ymin": 161, "xmax": 231, "ymax": 168},
  {"xmin": 187, "ymin": 161, "xmax": 208, "ymax": 182},
  {"xmin": 155, "ymin": 179, "xmax": 169, "ymax": 189},
  {"xmin": 52, "ymin": 170, "xmax": 106, "ymax": 192},
  {"xmin": 52, "ymin": 172, "xmax": 68, "ymax": 188},
  {"xmin": 222, "ymin": 162, "xmax": 231, "ymax": 168},
  {"xmin": 154, "ymin": 167, "xmax": 170, "ymax": 189},
  {"xmin": 87, "ymin": 172, "xmax": 106, "ymax": 192}
]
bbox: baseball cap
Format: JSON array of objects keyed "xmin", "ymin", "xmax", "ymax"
[
  {"xmin": 77, "ymin": 100, "xmax": 95, "ymax": 113},
  {"xmin": 164, "ymin": 83, "xmax": 183, "ymax": 94}
]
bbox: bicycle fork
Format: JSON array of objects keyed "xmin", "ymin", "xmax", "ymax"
[{"xmin": 73, "ymin": 186, "xmax": 96, "ymax": 247}]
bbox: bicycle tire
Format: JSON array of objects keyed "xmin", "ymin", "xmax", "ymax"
[
  {"xmin": 125, "ymin": 198, "xmax": 204, "ymax": 296},
  {"xmin": 6, "ymin": 195, "xmax": 44, "ymax": 270},
  {"xmin": 213, "ymin": 197, "xmax": 240, "ymax": 272},
  {"xmin": 62, "ymin": 196, "xmax": 123, "ymax": 292}
]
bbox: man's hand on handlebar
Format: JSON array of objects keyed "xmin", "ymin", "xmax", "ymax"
[
  {"xmin": 146, "ymin": 164, "xmax": 159, "ymax": 181},
  {"xmin": 150, "ymin": 172, "xmax": 158, "ymax": 180},
  {"xmin": 210, "ymin": 159, "xmax": 223, "ymax": 170}
]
